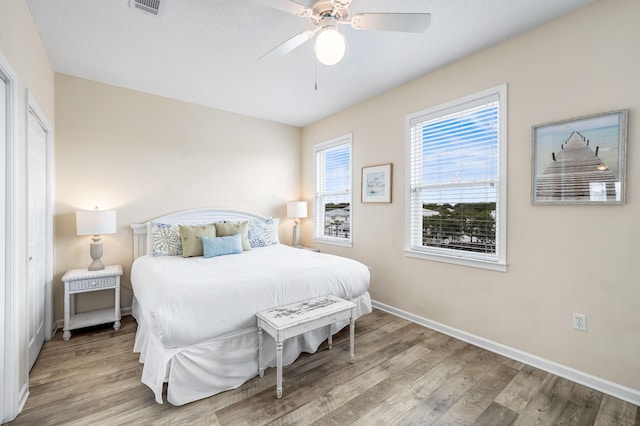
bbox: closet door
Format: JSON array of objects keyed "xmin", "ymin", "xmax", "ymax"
[
  {"xmin": 0, "ymin": 75, "xmax": 6, "ymax": 322},
  {"xmin": 26, "ymin": 109, "xmax": 47, "ymax": 370},
  {"xmin": 0, "ymin": 68, "xmax": 8, "ymax": 422}
]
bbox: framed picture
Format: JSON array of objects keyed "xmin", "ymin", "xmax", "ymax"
[
  {"xmin": 531, "ymin": 109, "xmax": 627, "ymax": 204},
  {"xmin": 362, "ymin": 163, "xmax": 392, "ymax": 203}
]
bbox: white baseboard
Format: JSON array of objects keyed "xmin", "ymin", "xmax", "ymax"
[
  {"xmin": 372, "ymin": 300, "xmax": 640, "ymax": 406},
  {"xmin": 17, "ymin": 384, "xmax": 29, "ymax": 414}
]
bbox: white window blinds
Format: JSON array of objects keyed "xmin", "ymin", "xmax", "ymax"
[
  {"xmin": 314, "ymin": 135, "xmax": 352, "ymax": 245},
  {"xmin": 407, "ymin": 85, "xmax": 507, "ymax": 269}
]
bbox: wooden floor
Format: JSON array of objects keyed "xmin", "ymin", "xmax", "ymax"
[{"xmin": 7, "ymin": 309, "xmax": 639, "ymax": 426}]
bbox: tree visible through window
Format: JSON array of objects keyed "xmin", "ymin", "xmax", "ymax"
[
  {"xmin": 314, "ymin": 134, "xmax": 352, "ymax": 246},
  {"xmin": 407, "ymin": 85, "xmax": 507, "ymax": 270}
]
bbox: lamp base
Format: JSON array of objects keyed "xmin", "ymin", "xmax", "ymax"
[
  {"xmin": 88, "ymin": 260, "xmax": 105, "ymax": 271},
  {"xmin": 292, "ymin": 223, "xmax": 302, "ymax": 248},
  {"xmin": 88, "ymin": 242, "xmax": 105, "ymax": 271}
]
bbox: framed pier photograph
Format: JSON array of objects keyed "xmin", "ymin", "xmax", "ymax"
[{"xmin": 531, "ymin": 109, "xmax": 627, "ymax": 204}]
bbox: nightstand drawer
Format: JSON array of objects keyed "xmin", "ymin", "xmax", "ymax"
[{"xmin": 68, "ymin": 277, "xmax": 116, "ymax": 292}]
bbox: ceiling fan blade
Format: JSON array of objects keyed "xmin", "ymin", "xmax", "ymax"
[
  {"xmin": 251, "ymin": 0, "xmax": 311, "ymax": 17},
  {"xmin": 350, "ymin": 13, "xmax": 431, "ymax": 33},
  {"xmin": 260, "ymin": 31, "xmax": 315, "ymax": 59}
]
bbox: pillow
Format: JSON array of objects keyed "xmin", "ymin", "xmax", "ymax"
[
  {"xmin": 248, "ymin": 218, "xmax": 280, "ymax": 248},
  {"xmin": 215, "ymin": 221, "xmax": 251, "ymax": 251},
  {"xmin": 179, "ymin": 224, "xmax": 217, "ymax": 257},
  {"xmin": 151, "ymin": 222, "xmax": 183, "ymax": 256},
  {"xmin": 202, "ymin": 234, "xmax": 243, "ymax": 258}
]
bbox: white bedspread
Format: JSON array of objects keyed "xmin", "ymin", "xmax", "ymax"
[{"xmin": 131, "ymin": 244, "xmax": 371, "ymax": 348}]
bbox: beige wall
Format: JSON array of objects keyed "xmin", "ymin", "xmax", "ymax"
[
  {"xmin": 302, "ymin": 0, "xmax": 639, "ymax": 392},
  {"xmin": 0, "ymin": 0, "xmax": 55, "ymax": 403},
  {"xmin": 54, "ymin": 74, "xmax": 302, "ymax": 320},
  {"xmin": 5, "ymin": 0, "xmax": 637, "ymax": 409}
]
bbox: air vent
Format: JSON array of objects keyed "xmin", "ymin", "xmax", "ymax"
[{"xmin": 129, "ymin": 0, "xmax": 165, "ymax": 16}]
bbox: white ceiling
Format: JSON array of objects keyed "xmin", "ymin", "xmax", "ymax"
[{"xmin": 26, "ymin": 0, "xmax": 595, "ymax": 127}]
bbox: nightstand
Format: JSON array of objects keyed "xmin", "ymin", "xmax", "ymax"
[{"xmin": 62, "ymin": 265, "xmax": 122, "ymax": 341}]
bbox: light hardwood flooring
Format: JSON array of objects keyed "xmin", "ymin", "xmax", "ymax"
[{"xmin": 7, "ymin": 309, "xmax": 639, "ymax": 426}]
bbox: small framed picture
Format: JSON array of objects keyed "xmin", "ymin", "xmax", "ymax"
[
  {"xmin": 531, "ymin": 109, "xmax": 627, "ymax": 204},
  {"xmin": 362, "ymin": 163, "xmax": 392, "ymax": 203}
]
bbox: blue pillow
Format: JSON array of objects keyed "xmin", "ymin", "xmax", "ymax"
[{"xmin": 202, "ymin": 234, "xmax": 243, "ymax": 258}]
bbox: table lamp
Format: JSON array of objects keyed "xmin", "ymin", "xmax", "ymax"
[
  {"xmin": 76, "ymin": 208, "xmax": 117, "ymax": 271},
  {"xmin": 286, "ymin": 201, "xmax": 307, "ymax": 248}
]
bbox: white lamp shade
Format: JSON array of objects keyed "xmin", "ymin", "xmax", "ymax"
[
  {"xmin": 76, "ymin": 209, "xmax": 117, "ymax": 236},
  {"xmin": 314, "ymin": 27, "xmax": 346, "ymax": 66},
  {"xmin": 287, "ymin": 201, "xmax": 308, "ymax": 219}
]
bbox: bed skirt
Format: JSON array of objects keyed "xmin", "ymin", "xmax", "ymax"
[{"xmin": 132, "ymin": 292, "xmax": 372, "ymax": 405}]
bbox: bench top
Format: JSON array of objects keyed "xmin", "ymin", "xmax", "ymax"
[{"xmin": 256, "ymin": 295, "xmax": 355, "ymax": 330}]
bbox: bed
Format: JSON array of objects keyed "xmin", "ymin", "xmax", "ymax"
[{"xmin": 129, "ymin": 208, "xmax": 372, "ymax": 405}]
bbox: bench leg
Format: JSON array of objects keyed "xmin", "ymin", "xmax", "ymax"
[
  {"xmin": 328, "ymin": 325, "xmax": 332, "ymax": 349},
  {"xmin": 350, "ymin": 318, "xmax": 355, "ymax": 363},
  {"xmin": 276, "ymin": 341, "xmax": 283, "ymax": 398},
  {"xmin": 258, "ymin": 327, "xmax": 264, "ymax": 378}
]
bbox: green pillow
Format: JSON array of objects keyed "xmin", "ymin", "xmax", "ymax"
[
  {"xmin": 179, "ymin": 224, "xmax": 217, "ymax": 257},
  {"xmin": 214, "ymin": 221, "xmax": 251, "ymax": 251}
]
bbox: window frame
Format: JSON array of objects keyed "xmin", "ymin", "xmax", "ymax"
[
  {"xmin": 313, "ymin": 134, "xmax": 353, "ymax": 248},
  {"xmin": 404, "ymin": 84, "xmax": 508, "ymax": 271}
]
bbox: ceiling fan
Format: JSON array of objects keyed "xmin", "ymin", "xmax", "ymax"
[{"xmin": 254, "ymin": 0, "xmax": 431, "ymax": 65}]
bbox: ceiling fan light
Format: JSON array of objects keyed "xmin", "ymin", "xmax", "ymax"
[{"xmin": 314, "ymin": 27, "xmax": 346, "ymax": 65}]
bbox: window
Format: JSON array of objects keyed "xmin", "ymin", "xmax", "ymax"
[
  {"xmin": 406, "ymin": 85, "xmax": 507, "ymax": 271},
  {"xmin": 314, "ymin": 134, "xmax": 352, "ymax": 247}
]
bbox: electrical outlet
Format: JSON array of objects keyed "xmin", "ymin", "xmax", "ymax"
[{"xmin": 572, "ymin": 313, "xmax": 587, "ymax": 331}]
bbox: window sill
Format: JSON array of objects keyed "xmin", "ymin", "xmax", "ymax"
[
  {"xmin": 313, "ymin": 238, "xmax": 353, "ymax": 248},
  {"xmin": 404, "ymin": 249, "xmax": 507, "ymax": 272}
]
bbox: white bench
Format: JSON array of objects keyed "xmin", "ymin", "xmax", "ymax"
[{"xmin": 256, "ymin": 295, "xmax": 356, "ymax": 398}]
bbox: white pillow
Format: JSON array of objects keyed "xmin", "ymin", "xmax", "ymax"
[
  {"xmin": 150, "ymin": 222, "xmax": 183, "ymax": 256},
  {"xmin": 248, "ymin": 218, "xmax": 280, "ymax": 248}
]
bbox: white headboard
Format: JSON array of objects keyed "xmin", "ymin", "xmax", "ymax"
[{"xmin": 130, "ymin": 208, "xmax": 269, "ymax": 259}]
